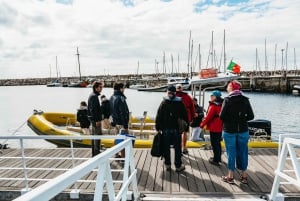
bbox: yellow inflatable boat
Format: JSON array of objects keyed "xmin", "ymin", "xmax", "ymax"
[{"xmin": 27, "ymin": 110, "xmax": 278, "ymax": 149}]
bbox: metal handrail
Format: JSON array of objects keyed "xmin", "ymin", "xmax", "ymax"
[{"xmin": 0, "ymin": 135, "xmax": 139, "ymax": 201}]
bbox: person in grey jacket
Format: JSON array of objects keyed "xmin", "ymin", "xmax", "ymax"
[{"xmin": 220, "ymin": 80, "xmax": 254, "ymax": 184}]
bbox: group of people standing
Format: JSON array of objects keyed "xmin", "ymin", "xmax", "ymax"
[
  {"xmin": 77, "ymin": 81, "xmax": 130, "ymax": 157},
  {"xmin": 77, "ymin": 79, "xmax": 254, "ymax": 184},
  {"xmin": 155, "ymin": 80, "xmax": 254, "ymax": 184}
]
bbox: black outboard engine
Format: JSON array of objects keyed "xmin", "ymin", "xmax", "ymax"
[{"xmin": 248, "ymin": 119, "xmax": 271, "ymax": 140}]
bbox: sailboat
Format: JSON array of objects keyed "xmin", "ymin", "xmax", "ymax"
[
  {"xmin": 68, "ymin": 47, "xmax": 89, "ymax": 88},
  {"xmin": 46, "ymin": 56, "xmax": 63, "ymax": 87}
]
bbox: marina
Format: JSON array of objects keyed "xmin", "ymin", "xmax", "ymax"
[{"xmin": 0, "ymin": 81, "xmax": 300, "ymax": 201}]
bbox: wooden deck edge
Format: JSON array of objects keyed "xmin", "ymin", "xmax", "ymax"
[{"xmin": 1, "ymin": 190, "xmax": 300, "ymax": 201}]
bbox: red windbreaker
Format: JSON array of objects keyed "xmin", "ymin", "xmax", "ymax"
[
  {"xmin": 200, "ymin": 101, "xmax": 223, "ymax": 132},
  {"xmin": 176, "ymin": 91, "xmax": 195, "ymax": 123}
]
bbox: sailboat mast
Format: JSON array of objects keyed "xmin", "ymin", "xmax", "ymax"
[
  {"xmin": 198, "ymin": 43, "xmax": 201, "ymax": 71},
  {"xmin": 76, "ymin": 47, "xmax": 81, "ymax": 81},
  {"xmin": 285, "ymin": 42, "xmax": 288, "ymax": 70},
  {"xmin": 187, "ymin": 30, "xmax": 191, "ymax": 76},
  {"xmin": 56, "ymin": 56, "xmax": 58, "ymax": 78},
  {"xmin": 137, "ymin": 61, "xmax": 139, "ymax": 76},
  {"xmin": 190, "ymin": 40, "xmax": 193, "ymax": 79},
  {"xmin": 274, "ymin": 44, "xmax": 277, "ymax": 71},
  {"xmin": 223, "ymin": 29, "xmax": 226, "ymax": 73},
  {"xmin": 211, "ymin": 31, "xmax": 214, "ymax": 68}
]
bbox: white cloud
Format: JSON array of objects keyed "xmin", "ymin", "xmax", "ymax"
[{"xmin": 0, "ymin": 0, "xmax": 299, "ymax": 79}]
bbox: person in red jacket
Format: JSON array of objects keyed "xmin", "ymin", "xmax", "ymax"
[
  {"xmin": 176, "ymin": 84, "xmax": 195, "ymax": 154},
  {"xmin": 200, "ymin": 90, "xmax": 223, "ymax": 166}
]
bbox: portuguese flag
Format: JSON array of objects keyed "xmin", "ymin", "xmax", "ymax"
[{"xmin": 227, "ymin": 61, "xmax": 241, "ymax": 74}]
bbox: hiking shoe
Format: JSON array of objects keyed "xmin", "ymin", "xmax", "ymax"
[
  {"xmin": 165, "ymin": 164, "xmax": 171, "ymax": 171},
  {"xmin": 182, "ymin": 149, "xmax": 188, "ymax": 155},
  {"xmin": 175, "ymin": 164, "xmax": 185, "ymax": 172}
]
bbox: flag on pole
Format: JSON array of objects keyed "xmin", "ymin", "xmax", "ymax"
[{"xmin": 227, "ymin": 61, "xmax": 241, "ymax": 74}]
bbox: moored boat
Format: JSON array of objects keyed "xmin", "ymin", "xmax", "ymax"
[
  {"xmin": 167, "ymin": 76, "xmax": 190, "ymax": 90},
  {"xmin": 137, "ymin": 85, "xmax": 168, "ymax": 92},
  {"xmin": 27, "ymin": 110, "xmax": 278, "ymax": 149},
  {"xmin": 292, "ymin": 84, "xmax": 300, "ymax": 96},
  {"xmin": 46, "ymin": 79, "xmax": 62, "ymax": 87}
]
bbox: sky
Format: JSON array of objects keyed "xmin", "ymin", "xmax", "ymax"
[{"xmin": 0, "ymin": 0, "xmax": 299, "ymax": 79}]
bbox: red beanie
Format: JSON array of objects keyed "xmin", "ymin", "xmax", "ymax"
[{"xmin": 231, "ymin": 80, "xmax": 241, "ymax": 90}]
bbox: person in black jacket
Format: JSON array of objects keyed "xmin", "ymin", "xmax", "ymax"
[
  {"xmin": 110, "ymin": 82, "xmax": 130, "ymax": 158},
  {"xmin": 87, "ymin": 81, "xmax": 103, "ymax": 157},
  {"xmin": 190, "ymin": 98, "xmax": 204, "ymax": 141},
  {"xmin": 100, "ymin": 95, "xmax": 111, "ymax": 129},
  {"xmin": 220, "ymin": 80, "xmax": 254, "ymax": 184},
  {"xmin": 77, "ymin": 101, "xmax": 91, "ymax": 135},
  {"xmin": 155, "ymin": 85, "xmax": 188, "ymax": 172}
]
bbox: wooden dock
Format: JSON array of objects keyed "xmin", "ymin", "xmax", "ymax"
[{"xmin": 0, "ymin": 147, "xmax": 299, "ymax": 200}]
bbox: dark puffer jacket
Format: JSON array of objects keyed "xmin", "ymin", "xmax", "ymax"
[
  {"xmin": 220, "ymin": 93, "xmax": 254, "ymax": 133},
  {"xmin": 109, "ymin": 90, "xmax": 129, "ymax": 129},
  {"xmin": 155, "ymin": 96, "xmax": 188, "ymax": 131}
]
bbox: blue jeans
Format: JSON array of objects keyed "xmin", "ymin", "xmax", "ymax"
[
  {"xmin": 162, "ymin": 129, "xmax": 182, "ymax": 168},
  {"xmin": 223, "ymin": 131, "xmax": 249, "ymax": 171}
]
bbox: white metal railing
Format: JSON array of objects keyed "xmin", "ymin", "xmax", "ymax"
[
  {"xmin": 0, "ymin": 135, "xmax": 139, "ymax": 201},
  {"xmin": 268, "ymin": 136, "xmax": 300, "ymax": 201}
]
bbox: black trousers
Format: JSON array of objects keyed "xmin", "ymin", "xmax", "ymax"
[
  {"xmin": 91, "ymin": 124, "xmax": 102, "ymax": 157},
  {"xmin": 210, "ymin": 132, "xmax": 222, "ymax": 163}
]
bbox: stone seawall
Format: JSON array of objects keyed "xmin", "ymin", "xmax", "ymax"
[{"xmin": 1, "ymin": 71, "xmax": 300, "ymax": 94}]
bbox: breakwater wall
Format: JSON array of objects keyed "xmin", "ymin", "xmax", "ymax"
[{"xmin": 1, "ymin": 70, "xmax": 300, "ymax": 94}]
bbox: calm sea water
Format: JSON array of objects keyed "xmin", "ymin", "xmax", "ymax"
[{"xmin": 0, "ymin": 85, "xmax": 299, "ymax": 148}]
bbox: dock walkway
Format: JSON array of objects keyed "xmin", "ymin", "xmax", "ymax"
[{"xmin": 0, "ymin": 148, "xmax": 299, "ymax": 200}]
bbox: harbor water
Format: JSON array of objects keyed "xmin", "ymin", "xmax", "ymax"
[{"xmin": 0, "ymin": 85, "xmax": 299, "ymax": 148}]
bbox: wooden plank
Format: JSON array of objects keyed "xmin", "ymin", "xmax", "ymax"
[
  {"xmin": 188, "ymin": 149, "xmax": 206, "ymax": 192},
  {"xmin": 1, "ymin": 147, "xmax": 300, "ymax": 198}
]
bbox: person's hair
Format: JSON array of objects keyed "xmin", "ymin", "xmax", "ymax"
[
  {"xmin": 193, "ymin": 98, "xmax": 197, "ymax": 102},
  {"xmin": 113, "ymin": 82, "xmax": 125, "ymax": 90},
  {"xmin": 100, "ymin": 95, "xmax": 106, "ymax": 99},
  {"xmin": 92, "ymin": 81, "xmax": 103, "ymax": 92},
  {"xmin": 80, "ymin": 101, "xmax": 87, "ymax": 106}
]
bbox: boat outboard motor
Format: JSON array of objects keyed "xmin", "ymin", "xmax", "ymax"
[{"xmin": 248, "ymin": 119, "xmax": 271, "ymax": 140}]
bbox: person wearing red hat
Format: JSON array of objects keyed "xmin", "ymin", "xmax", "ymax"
[{"xmin": 220, "ymin": 80, "xmax": 254, "ymax": 184}]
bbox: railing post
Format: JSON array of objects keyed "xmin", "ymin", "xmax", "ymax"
[
  {"xmin": 268, "ymin": 137, "xmax": 300, "ymax": 201},
  {"xmin": 19, "ymin": 138, "xmax": 30, "ymax": 194},
  {"xmin": 69, "ymin": 139, "xmax": 79, "ymax": 198}
]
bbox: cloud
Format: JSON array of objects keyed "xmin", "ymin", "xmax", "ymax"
[{"xmin": 0, "ymin": 0, "xmax": 299, "ymax": 79}]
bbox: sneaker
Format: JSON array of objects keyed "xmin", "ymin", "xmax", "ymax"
[
  {"xmin": 182, "ymin": 149, "xmax": 188, "ymax": 155},
  {"xmin": 165, "ymin": 164, "xmax": 171, "ymax": 171},
  {"xmin": 209, "ymin": 158, "xmax": 220, "ymax": 166},
  {"xmin": 175, "ymin": 164, "xmax": 185, "ymax": 172}
]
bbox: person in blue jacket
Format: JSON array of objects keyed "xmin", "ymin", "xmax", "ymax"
[{"xmin": 110, "ymin": 82, "xmax": 130, "ymax": 158}]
